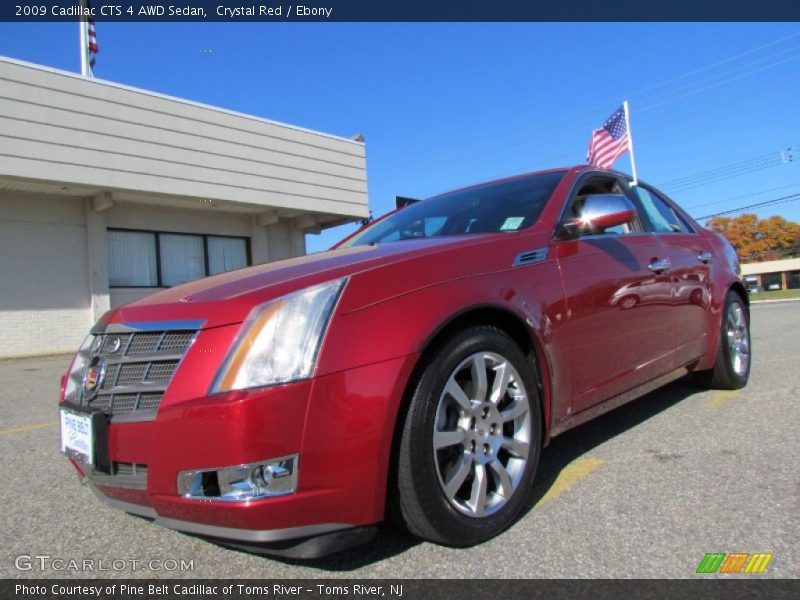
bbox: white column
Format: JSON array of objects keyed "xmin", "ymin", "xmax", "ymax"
[
  {"xmin": 85, "ymin": 197, "xmax": 110, "ymax": 321},
  {"xmin": 250, "ymin": 214, "xmax": 271, "ymax": 265},
  {"xmin": 266, "ymin": 219, "xmax": 294, "ymax": 262}
]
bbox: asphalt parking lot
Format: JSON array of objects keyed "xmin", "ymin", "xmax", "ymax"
[{"xmin": 1, "ymin": 301, "xmax": 798, "ymax": 579}]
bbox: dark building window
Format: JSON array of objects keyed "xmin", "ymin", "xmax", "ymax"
[
  {"xmin": 762, "ymin": 272, "xmax": 783, "ymax": 291},
  {"xmin": 108, "ymin": 229, "xmax": 250, "ymax": 288}
]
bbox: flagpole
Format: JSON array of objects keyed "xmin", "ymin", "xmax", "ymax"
[
  {"xmin": 623, "ymin": 100, "xmax": 638, "ymax": 186},
  {"xmin": 79, "ymin": 0, "xmax": 89, "ymax": 77}
]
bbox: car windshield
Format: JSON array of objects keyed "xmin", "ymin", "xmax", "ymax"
[{"xmin": 341, "ymin": 171, "xmax": 565, "ymax": 247}]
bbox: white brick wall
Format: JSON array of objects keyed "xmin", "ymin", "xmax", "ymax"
[
  {"xmin": 0, "ymin": 192, "xmax": 311, "ymax": 358},
  {"xmin": 0, "ymin": 192, "xmax": 91, "ymax": 357}
]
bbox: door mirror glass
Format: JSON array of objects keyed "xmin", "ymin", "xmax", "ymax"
[{"xmin": 559, "ymin": 194, "xmax": 636, "ymax": 238}]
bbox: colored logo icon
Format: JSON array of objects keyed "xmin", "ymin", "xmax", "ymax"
[{"xmin": 696, "ymin": 552, "xmax": 773, "ymax": 574}]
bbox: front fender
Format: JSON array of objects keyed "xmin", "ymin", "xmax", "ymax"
[{"xmin": 310, "ymin": 263, "xmax": 570, "ymax": 521}]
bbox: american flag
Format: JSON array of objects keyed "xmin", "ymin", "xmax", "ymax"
[
  {"xmin": 587, "ymin": 105, "xmax": 629, "ymax": 169},
  {"xmin": 86, "ymin": 0, "xmax": 98, "ymax": 69}
]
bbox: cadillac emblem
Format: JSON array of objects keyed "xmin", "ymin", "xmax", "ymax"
[{"xmin": 82, "ymin": 358, "xmax": 106, "ymax": 399}]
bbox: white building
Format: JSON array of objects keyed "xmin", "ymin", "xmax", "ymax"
[
  {"xmin": 0, "ymin": 57, "xmax": 368, "ymax": 358},
  {"xmin": 741, "ymin": 257, "xmax": 800, "ymax": 292}
]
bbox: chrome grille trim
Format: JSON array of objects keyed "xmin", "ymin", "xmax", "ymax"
[
  {"xmin": 67, "ymin": 321, "xmax": 202, "ymax": 422},
  {"xmin": 91, "ymin": 319, "xmax": 206, "ymax": 334}
]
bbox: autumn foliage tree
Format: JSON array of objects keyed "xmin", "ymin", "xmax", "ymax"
[{"xmin": 706, "ymin": 213, "xmax": 800, "ymax": 262}]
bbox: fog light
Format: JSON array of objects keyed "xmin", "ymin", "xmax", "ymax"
[{"xmin": 177, "ymin": 454, "xmax": 298, "ymax": 501}]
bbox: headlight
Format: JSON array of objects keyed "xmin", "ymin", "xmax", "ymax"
[
  {"xmin": 63, "ymin": 334, "xmax": 94, "ymax": 402},
  {"xmin": 211, "ymin": 278, "xmax": 346, "ymax": 392}
]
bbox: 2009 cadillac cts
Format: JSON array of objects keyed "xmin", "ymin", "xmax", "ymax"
[{"xmin": 59, "ymin": 166, "xmax": 750, "ymax": 558}]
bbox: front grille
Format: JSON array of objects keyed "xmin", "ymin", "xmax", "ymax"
[
  {"xmin": 66, "ymin": 325, "xmax": 198, "ymax": 421},
  {"xmin": 89, "ymin": 392, "xmax": 165, "ymax": 416},
  {"xmin": 114, "ymin": 462, "xmax": 148, "ymax": 477},
  {"xmin": 88, "ymin": 462, "xmax": 148, "ymax": 489}
]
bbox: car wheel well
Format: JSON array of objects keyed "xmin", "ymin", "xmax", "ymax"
[
  {"xmin": 419, "ymin": 306, "xmax": 546, "ymax": 404},
  {"xmin": 385, "ymin": 307, "xmax": 548, "ymax": 523},
  {"xmin": 730, "ymin": 281, "xmax": 749, "ymax": 308}
]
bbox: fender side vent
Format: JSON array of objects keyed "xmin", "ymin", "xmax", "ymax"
[{"xmin": 513, "ymin": 247, "xmax": 548, "ymax": 266}]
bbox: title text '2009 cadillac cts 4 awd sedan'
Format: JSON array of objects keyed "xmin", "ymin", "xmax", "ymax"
[{"xmin": 59, "ymin": 165, "xmax": 750, "ymax": 558}]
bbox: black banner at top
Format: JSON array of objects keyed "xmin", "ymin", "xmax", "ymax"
[{"xmin": 4, "ymin": 0, "xmax": 800, "ymax": 22}]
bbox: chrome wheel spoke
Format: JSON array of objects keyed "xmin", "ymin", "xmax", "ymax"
[
  {"xmin": 490, "ymin": 362, "xmax": 512, "ymax": 404},
  {"xmin": 488, "ymin": 460, "xmax": 513, "ymax": 499},
  {"xmin": 501, "ymin": 437, "xmax": 529, "ymax": 459},
  {"xmin": 500, "ymin": 398, "xmax": 528, "ymax": 422},
  {"xmin": 468, "ymin": 463, "xmax": 488, "ymax": 517},
  {"xmin": 444, "ymin": 377, "xmax": 472, "ymax": 412},
  {"xmin": 434, "ymin": 428, "xmax": 466, "ymax": 450},
  {"xmin": 443, "ymin": 453, "xmax": 472, "ymax": 500},
  {"xmin": 470, "ymin": 354, "xmax": 488, "ymax": 402}
]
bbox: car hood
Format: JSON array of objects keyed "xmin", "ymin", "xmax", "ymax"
[{"xmin": 103, "ymin": 234, "xmax": 515, "ymax": 329}]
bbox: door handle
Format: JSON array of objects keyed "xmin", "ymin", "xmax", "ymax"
[
  {"xmin": 648, "ymin": 258, "xmax": 671, "ymax": 273},
  {"xmin": 697, "ymin": 251, "xmax": 713, "ymax": 263}
]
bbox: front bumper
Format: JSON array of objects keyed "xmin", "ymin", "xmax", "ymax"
[
  {"xmin": 83, "ymin": 483, "xmax": 375, "ymax": 558},
  {"xmin": 64, "ymin": 352, "xmax": 417, "ymax": 557}
]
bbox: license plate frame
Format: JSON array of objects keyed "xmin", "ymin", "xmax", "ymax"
[
  {"xmin": 60, "ymin": 408, "xmax": 95, "ymax": 465},
  {"xmin": 59, "ymin": 403, "xmax": 111, "ymax": 473}
]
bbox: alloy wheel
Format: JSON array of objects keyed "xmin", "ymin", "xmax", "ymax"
[
  {"xmin": 726, "ymin": 302, "xmax": 750, "ymax": 376},
  {"xmin": 432, "ymin": 352, "xmax": 532, "ymax": 518}
]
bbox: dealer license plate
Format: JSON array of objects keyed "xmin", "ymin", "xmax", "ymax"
[{"xmin": 60, "ymin": 409, "xmax": 94, "ymax": 465}]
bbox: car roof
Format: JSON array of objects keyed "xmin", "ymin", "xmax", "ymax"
[{"xmin": 425, "ymin": 165, "xmax": 627, "ymax": 200}]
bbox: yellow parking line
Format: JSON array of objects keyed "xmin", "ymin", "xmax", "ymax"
[
  {"xmin": 0, "ymin": 421, "xmax": 57, "ymax": 436},
  {"xmin": 706, "ymin": 390, "xmax": 740, "ymax": 408},
  {"xmin": 536, "ymin": 457, "xmax": 605, "ymax": 506}
]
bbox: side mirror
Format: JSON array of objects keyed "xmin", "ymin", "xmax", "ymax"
[{"xmin": 558, "ymin": 194, "xmax": 636, "ymax": 239}]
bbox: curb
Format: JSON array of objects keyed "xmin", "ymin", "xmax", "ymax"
[{"xmin": 750, "ymin": 297, "xmax": 800, "ymax": 305}]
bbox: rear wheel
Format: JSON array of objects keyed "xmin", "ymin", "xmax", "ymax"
[
  {"xmin": 395, "ymin": 326, "xmax": 542, "ymax": 546},
  {"xmin": 693, "ymin": 290, "xmax": 751, "ymax": 390}
]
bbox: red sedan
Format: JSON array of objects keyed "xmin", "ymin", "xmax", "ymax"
[{"xmin": 59, "ymin": 165, "xmax": 750, "ymax": 558}]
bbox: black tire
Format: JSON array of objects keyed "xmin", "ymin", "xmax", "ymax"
[
  {"xmin": 394, "ymin": 325, "xmax": 542, "ymax": 546},
  {"xmin": 693, "ymin": 290, "xmax": 751, "ymax": 390}
]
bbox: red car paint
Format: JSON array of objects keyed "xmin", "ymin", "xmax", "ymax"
[{"xmin": 61, "ymin": 165, "xmax": 744, "ymax": 551}]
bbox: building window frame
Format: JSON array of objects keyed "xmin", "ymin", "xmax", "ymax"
[{"xmin": 108, "ymin": 227, "xmax": 252, "ymax": 288}]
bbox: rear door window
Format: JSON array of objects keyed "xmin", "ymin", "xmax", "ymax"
[{"xmin": 631, "ymin": 187, "xmax": 689, "ymax": 233}]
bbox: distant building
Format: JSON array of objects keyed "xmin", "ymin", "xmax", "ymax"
[
  {"xmin": 741, "ymin": 257, "xmax": 800, "ymax": 292},
  {"xmin": 0, "ymin": 57, "xmax": 368, "ymax": 358}
]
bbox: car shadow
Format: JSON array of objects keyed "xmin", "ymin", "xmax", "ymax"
[
  {"xmin": 223, "ymin": 374, "xmax": 704, "ymax": 571},
  {"xmin": 520, "ymin": 374, "xmax": 701, "ymax": 516}
]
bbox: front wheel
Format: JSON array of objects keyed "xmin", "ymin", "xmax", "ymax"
[
  {"xmin": 394, "ymin": 326, "xmax": 542, "ymax": 546},
  {"xmin": 693, "ymin": 290, "xmax": 751, "ymax": 390}
]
